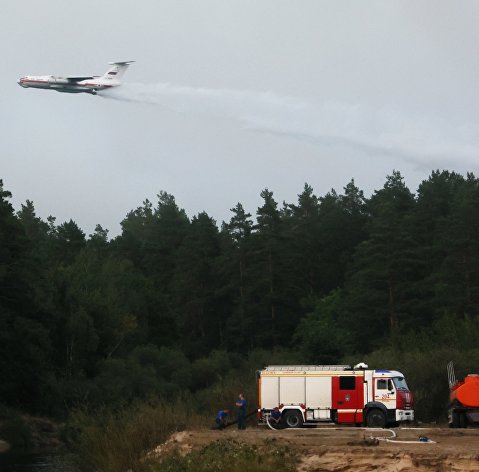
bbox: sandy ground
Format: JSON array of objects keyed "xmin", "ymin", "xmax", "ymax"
[{"xmin": 151, "ymin": 425, "xmax": 479, "ymax": 471}]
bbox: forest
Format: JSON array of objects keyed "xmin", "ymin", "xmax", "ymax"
[{"xmin": 1, "ymin": 169, "xmax": 479, "ymax": 425}]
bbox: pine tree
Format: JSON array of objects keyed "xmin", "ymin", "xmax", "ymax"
[
  {"xmin": 251, "ymin": 189, "xmax": 285, "ymax": 346},
  {"xmin": 220, "ymin": 203, "xmax": 255, "ymax": 351},
  {"xmin": 173, "ymin": 212, "xmax": 222, "ymax": 356},
  {"xmin": 0, "ymin": 182, "xmax": 51, "ymax": 410},
  {"xmin": 284, "ymin": 183, "xmax": 321, "ymax": 298},
  {"xmin": 435, "ymin": 173, "xmax": 479, "ymax": 317},
  {"xmin": 345, "ymin": 171, "xmax": 417, "ymax": 350}
]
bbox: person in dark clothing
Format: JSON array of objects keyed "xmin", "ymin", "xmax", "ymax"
[
  {"xmin": 270, "ymin": 406, "xmax": 282, "ymax": 425},
  {"xmin": 235, "ymin": 393, "xmax": 247, "ymax": 430},
  {"xmin": 215, "ymin": 409, "xmax": 229, "ymax": 429}
]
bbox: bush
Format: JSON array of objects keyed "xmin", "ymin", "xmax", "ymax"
[
  {"xmin": 69, "ymin": 398, "xmax": 209, "ymax": 472},
  {"xmin": 142, "ymin": 439, "xmax": 296, "ymax": 472}
]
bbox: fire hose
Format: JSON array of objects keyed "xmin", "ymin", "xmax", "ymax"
[
  {"xmin": 265, "ymin": 418, "xmax": 435, "ymax": 443},
  {"xmin": 366, "ymin": 428, "xmax": 436, "ymax": 444}
]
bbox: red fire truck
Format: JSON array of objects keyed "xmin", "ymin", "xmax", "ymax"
[{"xmin": 257, "ymin": 363, "xmax": 414, "ymax": 427}]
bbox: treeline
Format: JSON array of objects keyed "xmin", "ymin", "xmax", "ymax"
[{"xmin": 1, "ymin": 170, "xmax": 479, "ymax": 418}]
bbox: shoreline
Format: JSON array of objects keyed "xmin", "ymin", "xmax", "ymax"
[{"xmin": 0, "ymin": 415, "xmax": 65, "ymax": 454}]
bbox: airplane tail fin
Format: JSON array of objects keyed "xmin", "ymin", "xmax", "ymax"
[{"xmin": 100, "ymin": 61, "xmax": 134, "ymax": 84}]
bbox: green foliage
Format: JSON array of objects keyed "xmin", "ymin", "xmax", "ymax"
[
  {"xmin": 294, "ymin": 290, "xmax": 351, "ymax": 363},
  {"xmin": 143, "ymin": 439, "xmax": 296, "ymax": 472},
  {"xmin": 191, "ymin": 350, "xmax": 231, "ymax": 389},
  {"xmin": 69, "ymin": 399, "xmax": 209, "ymax": 472},
  {"xmin": 4, "ymin": 171, "xmax": 479, "ymax": 427},
  {"xmin": 66, "ymin": 346, "xmax": 299, "ymax": 472},
  {"xmin": 193, "ymin": 348, "xmax": 299, "ymax": 416},
  {"xmin": 344, "ymin": 171, "xmax": 419, "ymax": 351},
  {"xmin": 173, "ymin": 212, "xmax": 223, "ymax": 356}
]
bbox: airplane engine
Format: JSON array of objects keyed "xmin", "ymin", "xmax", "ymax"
[{"xmin": 48, "ymin": 77, "xmax": 70, "ymax": 85}]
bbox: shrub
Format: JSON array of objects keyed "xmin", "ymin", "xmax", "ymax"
[
  {"xmin": 142, "ymin": 439, "xmax": 296, "ymax": 472},
  {"xmin": 69, "ymin": 398, "xmax": 209, "ymax": 472}
]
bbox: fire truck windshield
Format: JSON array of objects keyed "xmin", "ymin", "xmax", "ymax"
[{"xmin": 393, "ymin": 377, "xmax": 409, "ymax": 390}]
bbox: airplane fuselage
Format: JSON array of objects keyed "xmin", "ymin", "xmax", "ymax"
[
  {"xmin": 18, "ymin": 76, "xmax": 114, "ymax": 95},
  {"xmin": 18, "ymin": 61, "xmax": 134, "ymax": 95}
]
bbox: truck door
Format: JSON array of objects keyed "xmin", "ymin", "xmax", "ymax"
[
  {"xmin": 332, "ymin": 375, "xmax": 364, "ymax": 423},
  {"xmin": 374, "ymin": 377, "xmax": 396, "ymax": 410}
]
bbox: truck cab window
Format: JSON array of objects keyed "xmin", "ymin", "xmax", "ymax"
[
  {"xmin": 339, "ymin": 376, "xmax": 356, "ymax": 390},
  {"xmin": 377, "ymin": 379, "xmax": 393, "ymax": 390},
  {"xmin": 377, "ymin": 379, "xmax": 386, "ymax": 389}
]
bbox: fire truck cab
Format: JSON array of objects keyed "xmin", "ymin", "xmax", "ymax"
[{"xmin": 257, "ymin": 363, "xmax": 414, "ymax": 427}]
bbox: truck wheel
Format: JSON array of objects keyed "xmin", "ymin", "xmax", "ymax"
[
  {"xmin": 459, "ymin": 412, "xmax": 468, "ymax": 428},
  {"xmin": 283, "ymin": 410, "xmax": 303, "ymax": 428},
  {"xmin": 366, "ymin": 409, "xmax": 386, "ymax": 428}
]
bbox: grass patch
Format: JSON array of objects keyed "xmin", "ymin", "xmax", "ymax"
[
  {"xmin": 142, "ymin": 439, "xmax": 296, "ymax": 472},
  {"xmin": 68, "ymin": 398, "xmax": 209, "ymax": 472}
]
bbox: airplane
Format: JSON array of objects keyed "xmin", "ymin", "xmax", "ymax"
[{"xmin": 17, "ymin": 61, "xmax": 134, "ymax": 95}]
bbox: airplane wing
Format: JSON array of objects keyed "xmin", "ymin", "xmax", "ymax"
[{"xmin": 64, "ymin": 76, "xmax": 94, "ymax": 82}]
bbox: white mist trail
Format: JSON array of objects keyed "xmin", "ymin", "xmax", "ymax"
[{"xmin": 101, "ymin": 83, "xmax": 479, "ymax": 169}]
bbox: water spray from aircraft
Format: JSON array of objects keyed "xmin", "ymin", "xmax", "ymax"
[
  {"xmin": 101, "ymin": 82, "xmax": 479, "ymax": 169},
  {"xmin": 16, "ymin": 60, "xmax": 479, "ymax": 169}
]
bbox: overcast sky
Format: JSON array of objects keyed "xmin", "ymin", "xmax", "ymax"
[{"xmin": 2, "ymin": 1, "xmax": 479, "ymax": 237}]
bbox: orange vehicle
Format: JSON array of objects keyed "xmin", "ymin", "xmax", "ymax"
[{"xmin": 447, "ymin": 361, "xmax": 479, "ymax": 428}]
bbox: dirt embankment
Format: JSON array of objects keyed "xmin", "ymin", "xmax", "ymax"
[
  {"xmin": 25, "ymin": 416, "xmax": 65, "ymax": 450},
  {"xmin": 151, "ymin": 426, "xmax": 479, "ymax": 471}
]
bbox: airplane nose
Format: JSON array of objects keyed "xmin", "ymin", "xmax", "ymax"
[{"xmin": 18, "ymin": 78, "xmax": 27, "ymax": 88}]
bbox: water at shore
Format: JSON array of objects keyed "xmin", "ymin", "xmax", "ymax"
[{"xmin": 0, "ymin": 452, "xmax": 78, "ymax": 471}]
